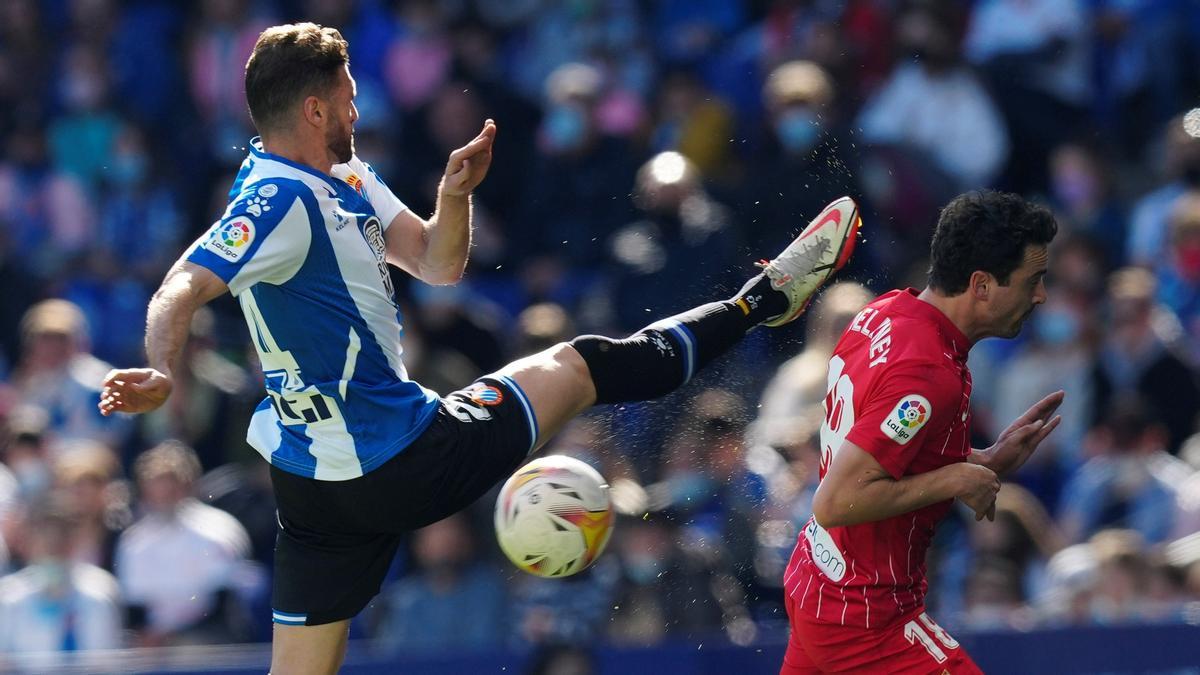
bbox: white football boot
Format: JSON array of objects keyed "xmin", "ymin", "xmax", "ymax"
[{"xmin": 757, "ymin": 196, "xmax": 862, "ymax": 327}]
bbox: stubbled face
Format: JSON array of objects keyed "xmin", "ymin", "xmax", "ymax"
[
  {"xmin": 986, "ymin": 244, "xmax": 1049, "ymax": 339},
  {"xmin": 324, "ymin": 66, "xmax": 358, "ymax": 163}
]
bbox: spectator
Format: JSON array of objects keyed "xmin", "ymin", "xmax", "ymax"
[
  {"xmin": 748, "ymin": 419, "xmax": 823, "ymax": 595},
  {"xmin": 964, "ymin": 0, "xmax": 1091, "ymax": 190},
  {"xmin": 1090, "ymin": 0, "xmax": 1193, "ymax": 145},
  {"xmin": 1156, "ymin": 191, "xmax": 1200, "ymax": 352},
  {"xmin": 194, "ymin": 461, "xmax": 276, "ymax": 568},
  {"xmin": 1036, "ymin": 541, "xmax": 1099, "ymax": 625},
  {"xmin": 2, "ymin": 405, "xmax": 54, "ymax": 501},
  {"xmin": 393, "ymin": 82, "xmax": 519, "ymax": 270},
  {"xmin": 604, "ymin": 151, "xmax": 743, "ymax": 332},
  {"xmin": 965, "ymin": 484, "xmax": 1066, "ymax": 606},
  {"xmin": 608, "ymin": 517, "xmax": 749, "ymax": 645},
  {"xmin": 992, "ymin": 292, "xmax": 1096, "ymax": 472},
  {"xmin": 10, "ymin": 300, "xmax": 130, "ymax": 447},
  {"xmin": 1046, "ymin": 143, "xmax": 1128, "ymax": 267},
  {"xmin": 650, "ymin": 70, "xmax": 736, "ymax": 180},
  {"xmin": 1059, "ymin": 398, "xmax": 1191, "ymax": 544},
  {"xmin": 92, "ymin": 123, "xmax": 186, "ymax": 292},
  {"xmin": 0, "ymin": 494, "xmax": 121, "ymax": 656},
  {"xmin": 513, "ymin": 303, "xmax": 576, "ymax": 358},
  {"xmin": 1090, "ymin": 268, "xmax": 1200, "ymax": 452},
  {"xmin": 52, "ymin": 442, "xmax": 129, "ymax": 572},
  {"xmin": 1087, "ymin": 529, "xmax": 1156, "ymax": 624},
  {"xmin": 517, "ymin": 62, "xmax": 640, "ymax": 273},
  {"xmin": 185, "ymin": 0, "xmax": 272, "ymax": 163},
  {"xmin": 408, "ymin": 284, "xmax": 507, "ymax": 377},
  {"xmin": 47, "ymin": 44, "xmax": 120, "ymax": 195},
  {"xmin": 1170, "ymin": 434, "xmax": 1200, "ymax": 538},
  {"xmin": 0, "ymin": 229, "xmax": 37, "ymax": 375},
  {"xmin": 749, "ymin": 281, "xmax": 872, "ymax": 450},
  {"xmin": 114, "ymin": 441, "xmax": 254, "ymax": 646},
  {"xmin": 0, "ymin": 116, "xmax": 96, "ymax": 280},
  {"xmin": 740, "ymin": 60, "xmax": 860, "ymax": 251},
  {"xmin": 509, "ymin": 556, "xmax": 620, "ymax": 646},
  {"xmin": 960, "ymin": 557, "xmax": 1030, "ymax": 630},
  {"xmin": 656, "ymin": 389, "xmax": 764, "ymax": 614},
  {"xmin": 374, "ymin": 513, "xmax": 507, "ymax": 653},
  {"xmin": 1127, "ymin": 110, "xmax": 1200, "ymax": 269},
  {"xmin": 857, "ymin": 7, "xmax": 1009, "ymax": 189},
  {"xmin": 382, "ymin": 0, "xmax": 456, "ymax": 112}
]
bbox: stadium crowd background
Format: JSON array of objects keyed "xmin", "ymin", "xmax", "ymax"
[{"xmin": 4, "ymin": 0, "xmax": 1200, "ymax": 668}]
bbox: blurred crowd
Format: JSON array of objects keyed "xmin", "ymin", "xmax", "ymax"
[{"xmin": 4, "ymin": 0, "xmax": 1200, "ymax": 664}]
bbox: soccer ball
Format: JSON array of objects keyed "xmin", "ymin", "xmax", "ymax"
[{"xmin": 494, "ymin": 455, "xmax": 614, "ymax": 578}]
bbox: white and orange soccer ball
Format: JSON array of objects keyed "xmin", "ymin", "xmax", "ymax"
[{"xmin": 494, "ymin": 455, "xmax": 614, "ymax": 578}]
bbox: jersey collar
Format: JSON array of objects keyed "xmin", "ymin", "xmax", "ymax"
[
  {"xmin": 893, "ymin": 288, "xmax": 970, "ymax": 360},
  {"xmin": 247, "ymin": 137, "xmax": 344, "ymax": 192}
]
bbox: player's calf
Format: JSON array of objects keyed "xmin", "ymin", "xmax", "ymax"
[{"xmin": 572, "ymin": 300, "xmax": 754, "ymax": 404}]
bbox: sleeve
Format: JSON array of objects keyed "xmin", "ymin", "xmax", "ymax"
[
  {"xmin": 185, "ymin": 179, "xmax": 311, "ymax": 295},
  {"xmin": 844, "ymin": 363, "xmax": 962, "ymax": 479},
  {"xmin": 350, "ymin": 157, "xmax": 408, "ymax": 229}
]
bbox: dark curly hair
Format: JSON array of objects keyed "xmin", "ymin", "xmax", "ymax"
[
  {"xmin": 928, "ymin": 191, "xmax": 1058, "ymax": 295},
  {"xmin": 245, "ymin": 23, "xmax": 349, "ymax": 134}
]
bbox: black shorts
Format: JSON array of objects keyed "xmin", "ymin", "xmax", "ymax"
[{"xmin": 268, "ymin": 376, "xmax": 538, "ymax": 626}]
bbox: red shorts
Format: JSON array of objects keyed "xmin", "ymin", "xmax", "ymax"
[{"xmin": 781, "ymin": 592, "xmax": 982, "ymax": 674}]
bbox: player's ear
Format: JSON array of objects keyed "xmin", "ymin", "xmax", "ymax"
[
  {"xmin": 302, "ymin": 95, "xmax": 323, "ymax": 128},
  {"xmin": 969, "ymin": 270, "xmax": 990, "ymax": 301}
]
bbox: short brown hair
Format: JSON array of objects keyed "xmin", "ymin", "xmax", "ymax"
[
  {"xmin": 244, "ymin": 23, "xmax": 349, "ymax": 133},
  {"xmin": 134, "ymin": 440, "xmax": 202, "ymax": 485}
]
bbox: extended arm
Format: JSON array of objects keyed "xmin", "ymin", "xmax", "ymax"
[
  {"xmin": 386, "ymin": 119, "xmax": 496, "ymax": 285},
  {"xmin": 811, "ymin": 441, "xmax": 999, "ymax": 528},
  {"xmin": 98, "ymin": 260, "xmax": 228, "ymax": 416}
]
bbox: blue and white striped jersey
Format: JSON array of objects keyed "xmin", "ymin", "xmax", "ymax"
[{"xmin": 186, "ymin": 139, "xmax": 440, "ymax": 480}]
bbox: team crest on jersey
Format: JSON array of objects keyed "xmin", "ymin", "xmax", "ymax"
[
  {"xmin": 880, "ymin": 394, "xmax": 931, "ymax": 445},
  {"xmin": 467, "ymin": 384, "xmax": 504, "ymax": 406},
  {"xmin": 204, "ymin": 217, "xmax": 255, "ymax": 262},
  {"xmin": 361, "ymin": 216, "xmax": 395, "ymax": 297}
]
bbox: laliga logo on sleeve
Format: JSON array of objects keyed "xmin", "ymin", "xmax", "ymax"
[
  {"xmin": 880, "ymin": 394, "xmax": 931, "ymax": 445},
  {"xmin": 204, "ymin": 217, "xmax": 256, "ymax": 262}
]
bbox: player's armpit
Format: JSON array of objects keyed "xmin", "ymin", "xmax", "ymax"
[{"xmin": 811, "ymin": 440, "xmax": 970, "ymax": 528}]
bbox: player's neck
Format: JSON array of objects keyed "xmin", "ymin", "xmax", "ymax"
[
  {"xmin": 916, "ymin": 287, "xmax": 982, "ymax": 345},
  {"xmin": 261, "ymin": 134, "xmax": 335, "ymax": 176}
]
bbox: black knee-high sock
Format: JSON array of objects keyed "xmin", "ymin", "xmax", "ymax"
[{"xmin": 572, "ymin": 276, "xmax": 788, "ymax": 404}]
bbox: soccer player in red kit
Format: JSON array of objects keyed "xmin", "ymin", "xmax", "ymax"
[{"xmin": 780, "ymin": 191, "xmax": 1067, "ymax": 674}]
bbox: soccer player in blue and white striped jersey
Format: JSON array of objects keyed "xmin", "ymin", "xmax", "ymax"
[{"xmin": 99, "ymin": 23, "xmax": 860, "ymax": 675}]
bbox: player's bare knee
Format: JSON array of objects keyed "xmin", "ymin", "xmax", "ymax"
[{"xmin": 550, "ymin": 342, "xmax": 597, "ymax": 408}]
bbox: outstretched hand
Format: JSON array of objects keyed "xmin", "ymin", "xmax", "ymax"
[
  {"xmin": 442, "ymin": 119, "xmax": 496, "ymax": 197},
  {"xmin": 977, "ymin": 390, "xmax": 1064, "ymax": 477},
  {"xmin": 98, "ymin": 368, "xmax": 173, "ymax": 416}
]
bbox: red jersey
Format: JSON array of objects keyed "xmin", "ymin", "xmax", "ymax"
[{"xmin": 783, "ymin": 288, "xmax": 973, "ymax": 630}]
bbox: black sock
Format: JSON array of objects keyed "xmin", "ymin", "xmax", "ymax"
[
  {"xmin": 572, "ymin": 301, "xmax": 758, "ymax": 404},
  {"xmin": 731, "ymin": 272, "xmax": 789, "ymax": 325}
]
